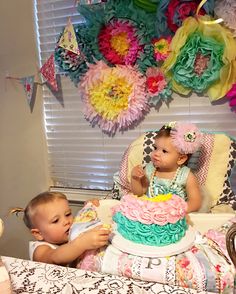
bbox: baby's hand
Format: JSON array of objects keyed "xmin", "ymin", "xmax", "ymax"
[
  {"xmin": 81, "ymin": 225, "xmax": 111, "ymax": 250},
  {"xmin": 131, "ymin": 165, "xmax": 146, "ymax": 181},
  {"xmin": 85, "ymin": 198, "xmax": 100, "ymax": 207}
]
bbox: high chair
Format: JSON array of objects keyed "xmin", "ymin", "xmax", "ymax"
[{"xmin": 114, "ymin": 130, "xmax": 236, "ymax": 214}]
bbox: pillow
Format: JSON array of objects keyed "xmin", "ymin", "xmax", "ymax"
[
  {"xmin": 195, "ymin": 132, "xmax": 236, "ymax": 210},
  {"xmin": 115, "ymin": 131, "xmax": 236, "ymax": 212}
]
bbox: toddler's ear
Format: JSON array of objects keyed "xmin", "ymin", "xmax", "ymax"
[
  {"xmin": 178, "ymin": 154, "xmax": 188, "ymax": 166},
  {"xmin": 31, "ymin": 228, "xmax": 44, "ymax": 241}
]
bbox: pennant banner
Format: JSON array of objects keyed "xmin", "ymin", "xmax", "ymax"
[
  {"xmin": 40, "ymin": 54, "xmax": 58, "ymax": 91},
  {"xmin": 20, "ymin": 75, "xmax": 36, "ymax": 112},
  {"xmin": 58, "ymin": 18, "xmax": 81, "ymax": 55}
]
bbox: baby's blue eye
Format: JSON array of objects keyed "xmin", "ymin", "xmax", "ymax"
[
  {"xmin": 52, "ymin": 219, "xmax": 59, "ymax": 223},
  {"xmin": 66, "ymin": 212, "xmax": 72, "ymax": 217}
]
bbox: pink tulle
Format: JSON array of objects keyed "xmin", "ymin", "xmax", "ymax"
[{"xmin": 170, "ymin": 122, "xmax": 202, "ymax": 154}]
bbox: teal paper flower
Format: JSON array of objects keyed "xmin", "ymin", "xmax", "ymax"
[{"xmin": 171, "ymin": 32, "xmax": 224, "ymax": 93}]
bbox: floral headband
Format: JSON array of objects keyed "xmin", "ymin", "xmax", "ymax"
[{"xmin": 164, "ymin": 121, "xmax": 202, "ymax": 154}]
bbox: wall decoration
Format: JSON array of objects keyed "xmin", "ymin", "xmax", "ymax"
[
  {"xmin": 146, "ymin": 67, "xmax": 172, "ymax": 106},
  {"xmin": 226, "ymin": 83, "xmax": 236, "ymax": 112},
  {"xmin": 58, "ymin": 18, "xmax": 82, "ymax": 55},
  {"xmin": 155, "ymin": 0, "xmax": 215, "ymax": 37},
  {"xmin": 52, "ymin": 0, "xmax": 236, "ymax": 134},
  {"xmin": 80, "ymin": 60, "xmax": 149, "ymax": 134},
  {"xmin": 162, "ymin": 16, "xmax": 236, "ymax": 101},
  {"xmin": 20, "ymin": 76, "xmax": 36, "ymax": 112},
  {"xmin": 55, "ymin": 0, "xmax": 157, "ymax": 87},
  {"xmin": 40, "ymin": 54, "xmax": 58, "ymax": 91},
  {"xmin": 133, "ymin": 0, "xmax": 158, "ymax": 13}
]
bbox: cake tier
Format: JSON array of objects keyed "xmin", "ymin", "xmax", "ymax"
[
  {"xmin": 113, "ymin": 212, "xmax": 188, "ymax": 246},
  {"xmin": 112, "ymin": 193, "xmax": 187, "ymax": 225}
]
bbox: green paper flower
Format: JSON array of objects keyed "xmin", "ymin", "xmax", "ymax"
[{"xmin": 171, "ymin": 32, "xmax": 224, "ymax": 93}]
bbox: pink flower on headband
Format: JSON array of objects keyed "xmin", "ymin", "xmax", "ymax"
[{"xmin": 170, "ymin": 122, "xmax": 202, "ymax": 154}]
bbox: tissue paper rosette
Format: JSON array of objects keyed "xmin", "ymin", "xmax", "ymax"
[
  {"xmin": 215, "ymin": 0, "xmax": 236, "ymax": 37},
  {"xmin": 156, "ymin": 0, "xmax": 215, "ymax": 37},
  {"xmin": 146, "ymin": 67, "xmax": 172, "ymax": 106},
  {"xmin": 133, "ymin": 0, "xmax": 158, "ymax": 13},
  {"xmin": 80, "ymin": 60, "xmax": 149, "ymax": 135},
  {"xmin": 226, "ymin": 83, "xmax": 236, "ymax": 112},
  {"xmin": 76, "ymin": 0, "xmax": 156, "ymax": 72},
  {"xmin": 98, "ymin": 19, "xmax": 141, "ymax": 66},
  {"xmin": 162, "ymin": 16, "xmax": 236, "ymax": 101},
  {"xmin": 152, "ymin": 36, "xmax": 172, "ymax": 62}
]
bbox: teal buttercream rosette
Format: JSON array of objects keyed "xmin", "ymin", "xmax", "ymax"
[{"xmin": 113, "ymin": 212, "xmax": 188, "ymax": 246}]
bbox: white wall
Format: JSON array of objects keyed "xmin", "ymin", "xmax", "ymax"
[{"xmin": 0, "ymin": 1, "xmax": 50, "ymax": 259}]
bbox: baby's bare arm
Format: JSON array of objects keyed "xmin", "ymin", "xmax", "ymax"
[
  {"xmin": 33, "ymin": 225, "xmax": 110, "ymax": 265},
  {"xmin": 186, "ymin": 172, "xmax": 202, "ymax": 213},
  {"xmin": 130, "ymin": 165, "xmax": 149, "ymax": 196}
]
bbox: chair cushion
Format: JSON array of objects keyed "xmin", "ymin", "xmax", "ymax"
[{"xmin": 116, "ymin": 130, "xmax": 236, "ymax": 212}]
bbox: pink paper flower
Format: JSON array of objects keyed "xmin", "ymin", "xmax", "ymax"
[
  {"xmin": 152, "ymin": 37, "xmax": 171, "ymax": 61},
  {"xmin": 226, "ymin": 83, "xmax": 236, "ymax": 112},
  {"xmin": 98, "ymin": 19, "xmax": 141, "ymax": 65}
]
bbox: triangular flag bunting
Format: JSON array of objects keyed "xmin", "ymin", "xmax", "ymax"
[
  {"xmin": 40, "ymin": 54, "xmax": 58, "ymax": 91},
  {"xmin": 58, "ymin": 18, "xmax": 81, "ymax": 55},
  {"xmin": 20, "ymin": 75, "xmax": 36, "ymax": 112}
]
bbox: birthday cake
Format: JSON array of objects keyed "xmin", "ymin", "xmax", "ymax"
[{"xmin": 112, "ymin": 193, "xmax": 188, "ymax": 247}]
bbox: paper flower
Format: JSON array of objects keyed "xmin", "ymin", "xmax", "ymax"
[
  {"xmin": 156, "ymin": 0, "xmax": 215, "ymax": 37},
  {"xmin": 133, "ymin": 0, "xmax": 158, "ymax": 13},
  {"xmin": 226, "ymin": 83, "xmax": 236, "ymax": 112},
  {"xmin": 98, "ymin": 19, "xmax": 141, "ymax": 65},
  {"xmin": 76, "ymin": 0, "xmax": 157, "ymax": 72},
  {"xmin": 152, "ymin": 36, "xmax": 172, "ymax": 61},
  {"xmin": 146, "ymin": 67, "xmax": 172, "ymax": 106},
  {"xmin": 162, "ymin": 16, "xmax": 236, "ymax": 101},
  {"xmin": 80, "ymin": 61, "xmax": 149, "ymax": 135}
]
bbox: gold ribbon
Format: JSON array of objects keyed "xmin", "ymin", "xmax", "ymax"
[{"xmin": 196, "ymin": 0, "xmax": 223, "ymax": 25}]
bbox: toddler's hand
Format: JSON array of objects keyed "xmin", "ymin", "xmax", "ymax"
[
  {"xmin": 131, "ymin": 165, "xmax": 146, "ymax": 181},
  {"xmin": 85, "ymin": 198, "xmax": 100, "ymax": 207},
  {"xmin": 80, "ymin": 225, "xmax": 111, "ymax": 250}
]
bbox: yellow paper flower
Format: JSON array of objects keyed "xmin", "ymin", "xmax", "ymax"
[{"xmin": 162, "ymin": 16, "xmax": 236, "ymax": 101}]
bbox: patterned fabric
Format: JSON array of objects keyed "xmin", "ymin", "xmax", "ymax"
[
  {"xmin": 195, "ymin": 133, "xmax": 236, "ymax": 210},
  {"xmin": 217, "ymin": 141, "xmax": 236, "ymax": 209},
  {"xmin": 195, "ymin": 134, "xmax": 214, "ymax": 186},
  {"xmin": 2, "ymin": 256, "xmax": 211, "ymax": 294}
]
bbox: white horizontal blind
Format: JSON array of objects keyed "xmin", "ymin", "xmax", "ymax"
[{"xmin": 35, "ymin": 0, "xmax": 236, "ymax": 192}]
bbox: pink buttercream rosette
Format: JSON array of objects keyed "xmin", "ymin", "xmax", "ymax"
[
  {"xmin": 112, "ymin": 193, "xmax": 187, "ymax": 226},
  {"xmin": 170, "ymin": 122, "xmax": 202, "ymax": 154}
]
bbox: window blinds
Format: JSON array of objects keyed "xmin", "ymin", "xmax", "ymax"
[{"xmin": 35, "ymin": 0, "xmax": 236, "ymax": 191}]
